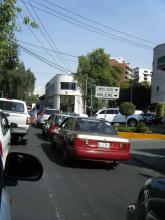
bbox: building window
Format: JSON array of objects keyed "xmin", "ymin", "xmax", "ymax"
[
  {"xmin": 156, "ymin": 86, "xmax": 159, "ymax": 91},
  {"xmin": 61, "ymin": 82, "xmax": 76, "ymax": 90}
]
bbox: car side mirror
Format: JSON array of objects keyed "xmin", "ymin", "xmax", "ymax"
[{"xmin": 4, "ymin": 152, "xmax": 43, "ymax": 185}]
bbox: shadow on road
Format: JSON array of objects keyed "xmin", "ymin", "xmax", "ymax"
[
  {"xmin": 136, "ymin": 148, "xmax": 165, "ymax": 156},
  {"xmin": 124, "ymin": 152, "xmax": 165, "ymax": 175},
  {"xmin": 41, "ymin": 143, "xmax": 117, "ymax": 170}
]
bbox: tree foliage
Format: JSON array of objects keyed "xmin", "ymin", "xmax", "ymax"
[
  {"xmin": 1, "ymin": 62, "xmax": 36, "ymax": 100},
  {"xmin": 0, "ymin": 0, "xmax": 37, "ymax": 103},
  {"xmin": 0, "ymin": 0, "xmax": 19, "ymax": 70},
  {"xmin": 155, "ymin": 102, "xmax": 165, "ymax": 118},
  {"xmin": 76, "ymin": 48, "xmax": 122, "ymax": 112},
  {"xmin": 119, "ymin": 102, "xmax": 136, "ymax": 117},
  {"xmin": 118, "ymin": 80, "xmax": 151, "ymax": 110},
  {"xmin": 119, "ymin": 102, "xmax": 136, "ymax": 127}
]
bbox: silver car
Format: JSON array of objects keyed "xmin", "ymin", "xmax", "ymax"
[{"xmin": 0, "ymin": 153, "xmax": 43, "ymax": 220}]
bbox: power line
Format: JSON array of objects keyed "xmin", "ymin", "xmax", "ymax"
[
  {"xmin": 25, "ymin": 0, "xmax": 73, "ymax": 71},
  {"xmin": 17, "ymin": 40, "xmax": 77, "ymax": 58},
  {"xmin": 20, "ymin": 2, "xmax": 60, "ymax": 67},
  {"xmin": 20, "ymin": 45, "xmax": 72, "ymax": 73},
  {"xmin": 20, "ymin": 0, "xmax": 71, "ymax": 73},
  {"xmin": 42, "ymin": 0, "xmax": 157, "ymax": 46},
  {"xmin": 23, "ymin": 0, "xmax": 153, "ymax": 50},
  {"xmin": 18, "ymin": 44, "xmax": 77, "ymax": 63}
]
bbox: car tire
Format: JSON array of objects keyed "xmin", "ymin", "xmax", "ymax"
[
  {"xmin": 127, "ymin": 118, "xmax": 137, "ymax": 127},
  {"xmin": 62, "ymin": 150, "xmax": 71, "ymax": 165}
]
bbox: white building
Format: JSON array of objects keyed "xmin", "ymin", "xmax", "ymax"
[
  {"xmin": 151, "ymin": 43, "xmax": 165, "ymax": 104},
  {"xmin": 45, "ymin": 73, "xmax": 84, "ymax": 114},
  {"xmin": 133, "ymin": 67, "xmax": 152, "ymax": 83}
]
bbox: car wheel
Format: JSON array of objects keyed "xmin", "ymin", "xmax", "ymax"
[
  {"xmin": 127, "ymin": 118, "xmax": 137, "ymax": 127},
  {"xmin": 62, "ymin": 150, "xmax": 71, "ymax": 165}
]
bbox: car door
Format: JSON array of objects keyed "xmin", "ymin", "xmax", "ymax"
[
  {"xmin": 0, "ymin": 155, "xmax": 11, "ymax": 220},
  {"xmin": 58, "ymin": 117, "xmax": 75, "ymax": 150},
  {"xmin": 105, "ymin": 109, "xmax": 117, "ymax": 122},
  {"xmin": 0, "ymin": 112, "xmax": 11, "ymax": 167},
  {"xmin": 96, "ymin": 109, "xmax": 106, "ymax": 120}
]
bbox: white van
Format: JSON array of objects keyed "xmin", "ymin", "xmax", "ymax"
[{"xmin": 0, "ymin": 98, "xmax": 31, "ymax": 144}]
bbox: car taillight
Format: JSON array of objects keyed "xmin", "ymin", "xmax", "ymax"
[
  {"xmin": 26, "ymin": 116, "xmax": 31, "ymax": 125},
  {"xmin": 73, "ymin": 138, "xmax": 98, "ymax": 148},
  {"xmin": 119, "ymin": 143, "xmax": 130, "ymax": 150},
  {"xmin": 0, "ymin": 141, "xmax": 3, "ymax": 157}
]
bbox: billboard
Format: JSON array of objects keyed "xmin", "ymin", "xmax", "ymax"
[{"xmin": 95, "ymin": 86, "xmax": 120, "ymax": 99}]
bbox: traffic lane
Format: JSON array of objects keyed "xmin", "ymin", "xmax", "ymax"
[
  {"xmin": 8, "ymin": 126, "xmax": 162, "ymax": 220},
  {"xmin": 130, "ymin": 139, "xmax": 165, "ymax": 174}
]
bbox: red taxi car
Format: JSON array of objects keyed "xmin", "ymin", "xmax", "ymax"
[{"xmin": 51, "ymin": 117, "xmax": 130, "ymax": 165}]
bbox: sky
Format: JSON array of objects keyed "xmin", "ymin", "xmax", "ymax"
[{"xmin": 15, "ymin": 0, "xmax": 165, "ymax": 89}]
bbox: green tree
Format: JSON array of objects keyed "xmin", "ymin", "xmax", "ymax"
[
  {"xmin": 119, "ymin": 102, "xmax": 136, "ymax": 127},
  {"xmin": 76, "ymin": 48, "xmax": 121, "ymax": 113},
  {"xmin": 118, "ymin": 81, "xmax": 151, "ymax": 110},
  {"xmin": 155, "ymin": 102, "xmax": 165, "ymax": 119},
  {"xmin": 0, "ymin": 0, "xmax": 37, "ymax": 100}
]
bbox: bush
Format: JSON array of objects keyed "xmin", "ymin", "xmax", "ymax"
[
  {"xmin": 135, "ymin": 122, "xmax": 151, "ymax": 133},
  {"xmin": 117, "ymin": 121, "xmax": 151, "ymax": 133},
  {"xmin": 118, "ymin": 126, "xmax": 136, "ymax": 132},
  {"xmin": 156, "ymin": 102, "xmax": 165, "ymax": 119}
]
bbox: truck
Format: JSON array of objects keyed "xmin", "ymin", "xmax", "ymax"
[{"xmin": 0, "ymin": 98, "xmax": 31, "ymax": 144}]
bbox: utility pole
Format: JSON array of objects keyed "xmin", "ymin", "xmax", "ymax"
[
  {"xmin": 84, "ymin": 76, "xmax": 88, "ymax": 114},
  {"xmin": 130, "ymin": 80, "xmax": 133, "ymax": 102},
  {"xmin": 90, "ymin": 78, "xmax": 93, "ymax": 116}
]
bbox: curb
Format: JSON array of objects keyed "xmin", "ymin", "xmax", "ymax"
[{"xmin": 117, "ymin": 132, "xmax": 165, "ymax": 139}]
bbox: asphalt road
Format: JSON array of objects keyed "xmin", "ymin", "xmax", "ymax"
[{"xmin": 8, "ymin": 126, "xmax": 164, "ymax": 220}]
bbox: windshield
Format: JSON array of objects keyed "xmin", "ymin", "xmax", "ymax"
[
  {"xmin": 74, "ymin": 118, "xmax": 116, "ymax": 135},
  {"xmin": 0, "ymin": 101, "xmax": 25, "ymax": 113},
  {"xmin": 44, "ymin": 109, "xmax": 59, "ymax": 115},
  {"xmin": 55, "ymin": 115, "xmax": 68, "ymax": 125}
]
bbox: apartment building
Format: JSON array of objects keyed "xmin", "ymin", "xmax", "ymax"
[
  {"xmin": 133, "ymin": 67, "xmax": 152, "ymax": 83},
  {"xmin": 109, "ymin": 57, "xmax": 133, "ymax": 83}
]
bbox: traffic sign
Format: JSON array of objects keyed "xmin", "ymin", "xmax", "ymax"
[{"xmin": 95, "ymin": 86, "xmax": 120, "ymax": 99}]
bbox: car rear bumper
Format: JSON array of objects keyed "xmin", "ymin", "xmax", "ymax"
[
  {"xmin": 70, "ymin": 147, "xmax": 130, "ymax": 161},
  {"xmin": 11, "ymin": 126, "xmax": 29, "ymax": 135}
]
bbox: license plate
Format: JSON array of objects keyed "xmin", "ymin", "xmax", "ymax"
[{"xmin": 98, "ymin": 142, "xmax": 110, "ymax": 148}]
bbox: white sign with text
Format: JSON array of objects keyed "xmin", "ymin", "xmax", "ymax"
[{"xmin": 95, "ymin": 86, "xmax": 120, "ymax": 99}]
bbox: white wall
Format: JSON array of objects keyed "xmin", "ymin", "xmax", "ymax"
[
  {"xmin": 45, "ymin": 73, "xmax": 84, "ymax": 114},
  {"xmin": 151, "ymin": 43, "xmax": 165, "ymax": 103}
]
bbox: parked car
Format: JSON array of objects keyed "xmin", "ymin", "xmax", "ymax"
[
  {"xmin": 0, "ymin": 111, "xmax": 11, "ymax": 167},
  {"xmin": 95, "ymin": 108, "xmax": 144, "ymax": 127},
  {"xmin": 127, "ymin": 177, "xmax": 165, "ymax": 220},
  {"xmin": 0, "ymin": 98, "xmax": 31, "ymax": 144},
  {"xmin": 37, "ymin": 108, "xmax": 59, "ymax": 127},
  {"xmin": 51, "ymin": 116, "xmax": 130, "ymax": 165},
  {"xmin": 0, "ymin": 152, "xmax": 43, "ymax": 220},
  {"xmin": 143, "ymin": 112, "xmax": 156, "ymax": 125},
  {"xmin": 42, "ymin": 113, "xmax": 69, "ymax": 140}
]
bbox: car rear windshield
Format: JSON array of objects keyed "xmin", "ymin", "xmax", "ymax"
[
  {"xmin": 45, "ymin": 109, "xmax": 59, "ymax": 115},
  {"xmin": 75, "ymin": 118, "xmax": 116, "ymax": 135},
  {"xmin": 55, "ymin": 115, "xmax": 68, "ymax": 125},
  {"xmin": 0, "ymin": 100, "xmax": 25, "ymax": 113}
]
